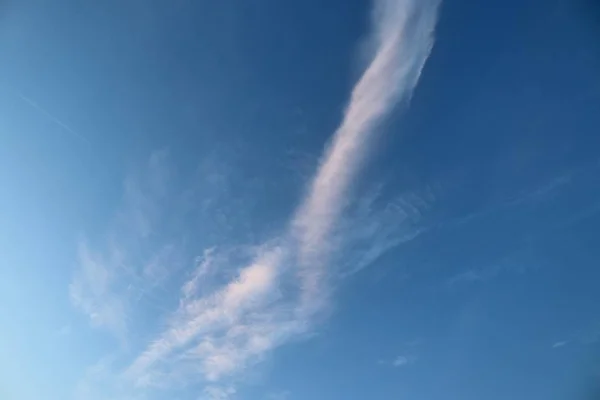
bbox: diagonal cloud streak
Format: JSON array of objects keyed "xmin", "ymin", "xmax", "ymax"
[
  {"xmin": 18, "ymin": 92, "xmax": 88, "ymax": 142},
  {"xmin": 292, "ymin": 0, "xmax": 440, "ymax": 314},
  {"xmin": 119, "ymin": 0, "xmax": 440, "ymax": 394}
]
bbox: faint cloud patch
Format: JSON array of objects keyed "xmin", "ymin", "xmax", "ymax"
[
  {"xmin": 203, "ymin": 385, "xmax": 236, "ymax": 400},
  {"xmin": 446, "ymin": 249, "xmax": 536, "ymax": 289},
  {"xmin": 393, "ymin": 356, "xmax": 410, "ymax": 367},
  {"xmin": 336, "ymin": 185, "xmax": 435, "ymax": 278},
  {"xmin": 70, "ymin": 150, "xmax": 182, "ymax": 341},
  {"xmin": 56, "ymin": 324, "xmax": 72, "ymax": 337},
  {"xmin": 73, "ymin": 356, "xmax": 129, "ymax": 400},
  {"xmin": 70, "ymin": 241, "xmax": 129, "ymax": 339},
  {"xmin": 379, "ymin": 354, "xmax": 418, "ymax": 368},
  {"xmin": 550, "ymin": 321, "xmax": 600, "ymax": 351},
  {"xmin": 267, "ymin": 390, "xmax": 291, "ymax": 400}
]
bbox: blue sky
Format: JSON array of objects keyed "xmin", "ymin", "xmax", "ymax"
[{"xmin": 1, "ymin": 0, "xmax": 600, "ymax": 399}]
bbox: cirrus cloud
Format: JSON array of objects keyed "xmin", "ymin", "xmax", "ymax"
[{"xmin": 70, "ymin": 0, "xmax": 442, "ymax": 398}]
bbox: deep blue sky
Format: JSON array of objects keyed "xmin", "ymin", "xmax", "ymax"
[{"xmin": 1, "ymin": 0, "xmax": 600, "ymax": 399}]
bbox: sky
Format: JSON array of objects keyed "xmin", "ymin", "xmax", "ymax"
[{"xmin": 1, "ymin": 0, "xmax": 600, "ymax": 399}]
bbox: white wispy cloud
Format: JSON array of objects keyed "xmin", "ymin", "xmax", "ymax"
[
  {"xmin": 552, "ymin": 341, "xmax": 568, "ymax": 348},
  {"xmin": 70, "ymin": 241, "xmax": 129, "ymax": 339},
  {"xmin": 181, "ymin": 248, "xmax": 217, "ymax": 300},
  {"xmin": 70, "ymin": 150, "xmax": 180, "ymax": 340},
  {"xmin": 393, "ymin": 356, "xmax": 410, "ymax": 367},
  {"xmin": 291, "ymin": 0, "xmax": 440, "ymax": 314},
  {"xmin": 335, "ymin": 186, "xmax": 434, "ymax": 278},
  {"xmin": 123, "ymin": 0, "xmax": 440, "ymax": 390},
  {"xmin": 379, "ymin": 354, "xmax": 418, "ymax": 368},
  {"xmin": 446, "ymin": 249, "xmax": 536, "ymax": 289},
  {"xmin": 73, "ymin": 0, "xmax": 441, "ymax": 397},
  {"xmin": 125, "ymin": 246, "xmax": 291, "ymax": 385}
]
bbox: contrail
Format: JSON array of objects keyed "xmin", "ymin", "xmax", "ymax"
[{"xmin": 18, "ymin": 92, "xmax": 87, "ymax": 142}]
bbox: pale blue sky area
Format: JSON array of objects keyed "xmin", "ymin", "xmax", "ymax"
[{"xmin": 1, "ymin": 0, "xmax": 600, "ymax": 399}]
